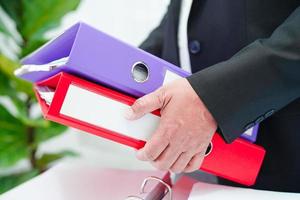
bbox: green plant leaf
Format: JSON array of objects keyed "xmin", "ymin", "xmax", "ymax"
[
  {"xmin": 0, "ymin": 73, "xmax": 29, "ymax": 119},
  {"xmin": 0, "ymin": 70, "xmax": 13, "ymax": 96},
  {"xmin": 0, "ymin": 16, "xmax": 11, "ymax": 37},
  {"xmin": 21, "ymin": 0, "xmax": 80, "ymax": 41},
  {"xmin": 21, "ymin": 116, "xmax": 48, "ymax": 128},
  {"xmin": 0, "ymin": 169, "xmax": 39, "ymax": 194},
  {"xmin": 0, "ymin": 104, "xmax": 29, "ymax": 167},
  {"xmin": 9, "ymin": 96, "xmax": 28, "ymax": 120},
  {"xmin": 35, "ymin": 121, "xmax": 68, "ymax": 143},
  {"xmin": 0, "ymin": 54, "xmax": 35, "ymax": 119},
  {"xmin": 36, "ymin": 150, "xmax": 77, "ymax": 171},
  {"xmin": 0, "ymin": 0, "xmax": 79, "ymax": 176},
  {"xmin": 0, "ymin": 0, "xmax": 22, "ymax": 29},
  {"xmin": 19, "ymin": 0, "xmax": 80, "ymax": 57},
  {"xmin": 0, "ymin": 74, "xmax": 28, "ymax": 120},
  {"xmin": 0, "ymin": 0, "xmax": 80, "ymax": 58},
  {"xmin": 0, "ymin": 56, "xmax": 19, "ymax": 98},
  {"xmin": 0, "ymin": 54, "xmax": 34, "ymax": 97},
  {"xmin": 21, "ymin": 38, "xmax": 48, "ymax": 58}
]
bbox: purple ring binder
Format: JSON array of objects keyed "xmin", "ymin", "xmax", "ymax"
[
  {"xmin": 20, "ymin": 22, "xmax": 190, "ymax": 97},
  {"xmin": 17, "ymin": 22, "xmax": 258, "ymax": 142}
]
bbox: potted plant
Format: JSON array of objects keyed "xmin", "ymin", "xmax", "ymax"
[{"xmin": 0, "ymin": 0, "xmax": 80, "ymax": 194}]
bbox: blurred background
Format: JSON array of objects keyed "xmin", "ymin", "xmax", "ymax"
[{"xmin": 0, "ymin": 0, "xmax": 170, "ymax": 193}]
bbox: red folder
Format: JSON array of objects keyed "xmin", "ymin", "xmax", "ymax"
[{"xmin": 35, "ymin": 72, "xmax": 265, "ymax": 186}]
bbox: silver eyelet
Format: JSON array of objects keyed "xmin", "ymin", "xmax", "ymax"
[
  {"xmin": 205, "ymin": 142, "xmax": 213, "ymax": 157},
  {"xmin": 131, "ymin": 61, "xmax": 149, "ymax": 83}
]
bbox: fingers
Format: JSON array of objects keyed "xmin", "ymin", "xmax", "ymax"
[
  {"xmin": 128, "ymin": 78, "xmax": 215, "ymax": 174},
  {"xmin": 169, "ymin": 149, "xmax": 205, "ymax": 174},
  {"xmin": 183, "ymin": 152, "xmax": 205, "ymax": 173},
  {"xmin": 136, "ymin": 116, "xmax": 207, "ymax": 173},
  {"xmin": 151, "ymin": 144, "xmax": 182, "ymax": 171},
  {"xmin": 169, "ymin": 152, "xmax": 195, "ymax": 173},
  {"xmin": 125, "ymin": 88, "xmax": 165, "ymax": 120},
  {"xmin": 136, "ymin": 124, "xmax": 169, "ymax": 161}
]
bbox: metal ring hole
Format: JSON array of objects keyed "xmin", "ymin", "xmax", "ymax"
[
  {"xmin": 205, "ymin": 142, "xmax": 213, "ymax": 157},
  {"xmin": 131, "ymin": 62, "xmax": 149, "ymax": 83}
]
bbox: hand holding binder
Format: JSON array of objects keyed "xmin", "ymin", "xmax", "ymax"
[
  {"xmin": 34, "ymin": 72, "xmax": 265, "ymax": 186},
  {"xmin": 16, "ymin": 22, "xmax": 258, "ymax": 143},
  {"xmin": 14, "ymin": 21, "xmax": 265, "ymax": 186},
  {"xmin": 127, "ymin": 78, "xmax": 218, "ymax": 174}
]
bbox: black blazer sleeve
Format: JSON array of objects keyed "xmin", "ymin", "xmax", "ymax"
[
  {"xmin": 187, "ymin": 6, "xmax": 300, "ymax": 143},
  {"xmin": 139, "ymin": 13, "xmax": 167, "ymax": 57}
]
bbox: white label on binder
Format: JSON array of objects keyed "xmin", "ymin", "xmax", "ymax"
[
  {"xmin": 163, "ymin": 70, "xmax": 182, "ymax": 85},
  {"xmin": 60, "ymin": 84, "xmax": 160, "ymax": 141}
]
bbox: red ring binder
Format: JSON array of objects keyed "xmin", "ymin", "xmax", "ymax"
[{"xmin": 35, "ymin": 72, "xmax": 265, "ymax": 186}]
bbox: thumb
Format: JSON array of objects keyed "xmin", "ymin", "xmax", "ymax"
[{"xmin": 125, "ymin": 88, "xmax": 165, "ymax": 120}]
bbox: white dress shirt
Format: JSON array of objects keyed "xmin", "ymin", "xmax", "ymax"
[{"xmin": 177, "ymin": 0, "xmax": 194, "ymax": 73}]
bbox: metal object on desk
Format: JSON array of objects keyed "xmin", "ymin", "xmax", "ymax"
[{"xmin": 125, "ymin": 176, "xmax": 172, "ymax": 200}]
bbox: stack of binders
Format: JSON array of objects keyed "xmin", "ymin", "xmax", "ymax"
[{"xmin": 15, "ymin": 22, "xmax": 265, "ymax": 186}]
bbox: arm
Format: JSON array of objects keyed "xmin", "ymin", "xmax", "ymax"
[
  {"xmin": 127, "ymin": 7, "xmax": 300, "ymax": 173},
  {"xmin": 187, "ymin": 6, "xmax": 300, "ymax": 143}
]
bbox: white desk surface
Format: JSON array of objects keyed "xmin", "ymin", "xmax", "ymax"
[
  {"xmin": 0, "ymin": 163, "xmax": 167, "ymax": 200},
  {"xmin": 188, "ymin": 181, "xmax": 300, "ymax": 200},
  {"xmin": 1, "ymin": 162, "xmax": 300, "ymax": 200}
]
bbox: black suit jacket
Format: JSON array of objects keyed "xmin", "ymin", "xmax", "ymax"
[{"xmin": 140, "ymin": 0, "xmax": 300, "ymax": 192}]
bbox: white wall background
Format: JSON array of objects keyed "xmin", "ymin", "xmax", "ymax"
[
  {"xmin": 38, "ymin": 0, "xmax": 170, "ymax": 171},
  {"xmin": 49, "ymin": 0, "xmax": 170, "ymax": 46}
]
